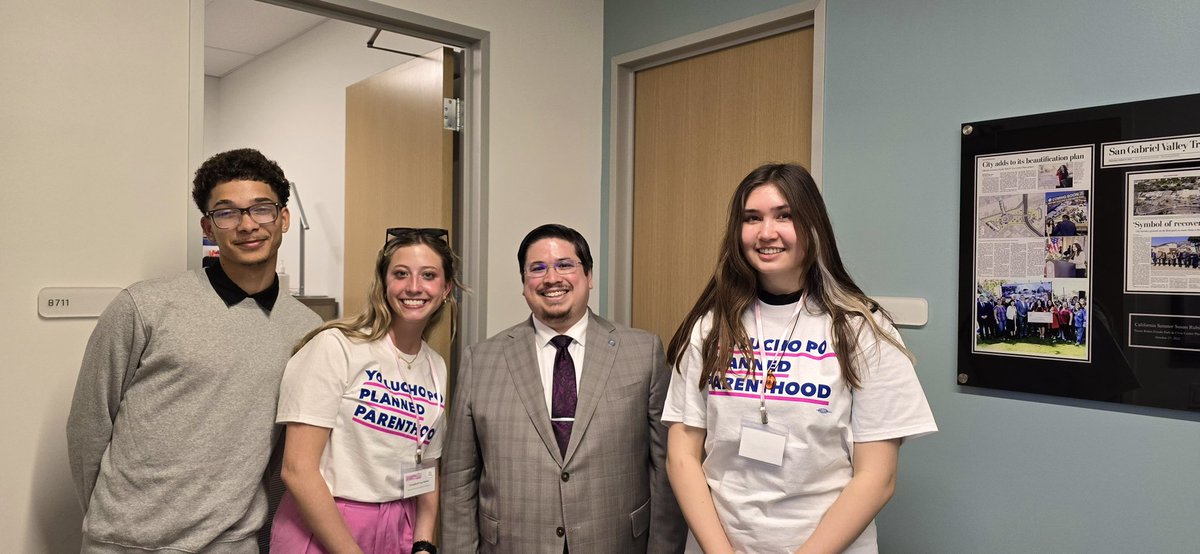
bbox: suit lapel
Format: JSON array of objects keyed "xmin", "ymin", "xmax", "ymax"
[
  {"xmin": 564, "ymin": 313, "xmax": 617, "ymax": 464},
  {"xmin": 503, "ymin": 318, "xmax": 563, "ymax": 464}
]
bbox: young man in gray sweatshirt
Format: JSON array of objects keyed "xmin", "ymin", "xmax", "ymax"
[{"xmin": 67, "ymin": 149, "xmax": 322, "ymax": 553}]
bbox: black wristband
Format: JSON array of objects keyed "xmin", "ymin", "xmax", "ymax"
[{"xmin": 412, "ymin": 540, "xmax": 438, "ymax": 554}]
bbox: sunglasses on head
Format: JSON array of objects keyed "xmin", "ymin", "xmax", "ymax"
[{"xmin": 385, "ymin": 227, "xmax": 449, "ymax": 244}]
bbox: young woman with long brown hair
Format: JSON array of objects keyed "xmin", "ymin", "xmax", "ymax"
[{"xmin": 662, "ymin": 164, "xmax": 936, "ymax": 553}]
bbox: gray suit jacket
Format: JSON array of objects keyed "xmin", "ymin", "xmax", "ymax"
[{"xmin": 441, "ymin": 312, "xmax": 685, "ymax": 553}]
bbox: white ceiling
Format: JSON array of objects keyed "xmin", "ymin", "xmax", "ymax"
[
  {"xmin": 205, "ymin": 0, "xmax": 441, "ymax": 78},
  {"xmin": 204, "ymin": 0, "xmax": 327, "ymax": 77}
]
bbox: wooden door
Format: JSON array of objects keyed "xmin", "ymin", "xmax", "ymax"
[
  {"xmin": 345, "ymin": 47, "xmax": 455, "ymax": 359},
  {"xmin": 632, "ymin": 29, "xmax": 814, "ymax": 345}
]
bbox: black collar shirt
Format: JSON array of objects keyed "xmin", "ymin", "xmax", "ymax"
[{"xmin": 205, "ymin": 260, "xmax": 279, "ymax": 313}]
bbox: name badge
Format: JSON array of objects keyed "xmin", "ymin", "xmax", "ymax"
[
  {"xmin": 738, "ymin": 419, "xmax": 787, "ymax": 466},
  {"xmin": 402, "ymin": 466, "xmax": 436, "ymax": 498}
]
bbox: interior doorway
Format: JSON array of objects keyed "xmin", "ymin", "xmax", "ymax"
[
  {"xmin": 608, "ymin": 2, "xmax": 825, "ymax": 343},
  {"xmin": 631, "ymin": 27, "xmax": 814, "ymax": 346},
  {"xmin": 343, "ymin": 46, "xmax": 458, "ymax": 359},
  {"xmin": 195, "ymin": 3, "xmax": 486, "ymax": 551},
  {"xmin": 191, "ymin": 0, "xmax": 489, "ymax": 350}
]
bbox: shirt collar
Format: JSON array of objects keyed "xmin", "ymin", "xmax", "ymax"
[
  {"xmin": 757, "ymin": 287, "xmax": 803, "ymax": 306},
  {"xmin": 532, "ymin": 312, "xmax": 589, "ymax": 348},
  {"xmin": 205, "ymin": 260, "xmax": 279, "ymax": 313}
]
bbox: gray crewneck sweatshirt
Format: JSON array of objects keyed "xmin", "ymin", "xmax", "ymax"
[{"xmin": 67, "ymin": 269, "xmax": 321, "ymax": 553}]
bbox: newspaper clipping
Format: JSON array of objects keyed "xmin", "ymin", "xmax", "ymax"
[
  {"xmin": 973, "ymin": 146, "xmax": 1092, "ymax": 360},
  {"xmin": 1102, "ymin": 133, "xmax": 1200, "ymax": 167},
  {"xmin": 1125, "ymin": 168, "xmax": 1200, "ymax": 294}
]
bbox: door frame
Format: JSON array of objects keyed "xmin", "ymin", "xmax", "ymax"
[
  {"xmin": 189, "ymin": 0, "xmax": 491, "ymax": 351},
  {"xmin": 606, "ymin": 0, "xmax": 826, "ymax": 325}
]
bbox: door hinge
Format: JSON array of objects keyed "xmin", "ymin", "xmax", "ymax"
[{"xmin": 443, "ymin": 98, "xmax": 463, "ymax": 132}]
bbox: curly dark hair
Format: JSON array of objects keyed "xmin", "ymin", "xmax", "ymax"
[{"xmin": 191, "ymin": 148, "xmax": 290, "ymax": 213}]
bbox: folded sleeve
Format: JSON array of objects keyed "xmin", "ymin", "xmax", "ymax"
[
  {"xmin": 662, "ymin": 318, "xmax": 710, "ymax": 429},
  {"xmin": 849, "ymin": 317, "xmax": 938, "ymax": 443},
  {"xmin": 276, "ymin": 329, "xmax": 349, "ymax": 428}
]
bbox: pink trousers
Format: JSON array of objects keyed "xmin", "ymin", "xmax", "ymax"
[{"xmin": 270, "ymin": 492, "xmax": 416, "ymax": 554}]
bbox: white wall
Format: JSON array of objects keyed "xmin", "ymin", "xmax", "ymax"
[
  {"xmin": 203, "ymin": 76, "xmax": 222, "ymax": 158},
  {"xmin": 205, "ymin": 19, "xmax": 437, "ymax": 308},
  {"xmin": 0, "ymin": 1, "xmax": 192, "ymax": 551},
  {"xmin": 375, "ymin": 0, "xmax": 606, "ymax": 334}
]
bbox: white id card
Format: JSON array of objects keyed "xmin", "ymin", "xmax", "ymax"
[
  {"xmin": 738, "ymin": 419, "xmax": 787, "ymax": 466},
  {"xmin": 402, "ymin": 466, "xmax": 436, "ymax": 498}
]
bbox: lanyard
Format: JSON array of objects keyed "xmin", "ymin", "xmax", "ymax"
[
  {"xmin": 388, "ymin": 332, "xmax": 442, "ymax": 465},
  {"xmin": 752, "ymin": 294, "xmax": 804, "ymax": 424}
]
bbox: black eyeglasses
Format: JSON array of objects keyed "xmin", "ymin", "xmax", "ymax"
[
  {"xmin": 385, "ymin": 227, "xmax": 449, "ymax": 243},
  {"xmin": 206, "ymin": 202, "xmax": 282, "ymax": 229}
]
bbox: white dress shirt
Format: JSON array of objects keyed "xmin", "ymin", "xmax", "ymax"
[{"xmin": 531, "ymin": 315, "xmax": 588, "ymax": 418}]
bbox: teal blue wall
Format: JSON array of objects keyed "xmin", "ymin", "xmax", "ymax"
[{"xmin": 605, "ymin": 1, "xmax": 1200, "ymax": 551}]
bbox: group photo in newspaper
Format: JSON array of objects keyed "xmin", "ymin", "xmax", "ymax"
[
  {"xmin": 972, "ymin": 146, "xmax": 1093, "ymax": 361},
  {"xmin": 1124, "ymin": 168, "xmax": 1200, "ymax": 294}
]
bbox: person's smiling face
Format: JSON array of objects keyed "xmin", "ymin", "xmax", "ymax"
[
  {"xmin": 741, "ymin": 184, "xmax": 806, "ymax": 294},
  {"xmin": 521, "ymin": 238, "xmax": 593, "ymax": 333},
  {"xmin": 200, "ymin": 179, "xmax": 289, "ymax": 272},
  {"xmin": 385, "ymin": 243, "xmax": 451, "ymax": 328}
]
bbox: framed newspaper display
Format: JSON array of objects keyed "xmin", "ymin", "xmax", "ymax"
[{"xmin": 959, "ymin": 93, "xmax": 1200, "ymax": 413}]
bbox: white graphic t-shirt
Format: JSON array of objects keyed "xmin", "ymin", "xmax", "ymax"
[
  {"xmin": 277, "ymin": 328, "xmax": 448, "ymax": 503},
  {"xmin": 663, "ymin": 300, "xmax": 937, "ymax": 553}
]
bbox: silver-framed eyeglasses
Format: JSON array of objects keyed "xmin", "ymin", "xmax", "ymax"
[
  {"xmin": 206, "ymin": 202, "xmax": 282, "ymax": 229},
  {"xmin": 525, "ymin": 258, "xmax": 580, "ymax": 278}
]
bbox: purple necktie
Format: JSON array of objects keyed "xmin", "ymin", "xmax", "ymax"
[{"xmin": 550, "ymin": 335, "xmax": 577, "ymax": 456}]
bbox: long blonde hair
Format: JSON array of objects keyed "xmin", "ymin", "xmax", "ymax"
[
  {"xmin": 666, "ymin": 163, "xmax": 913, "ymax": 389},
  {"xmin": 295, "ymin": 231, "xmax": 466, "ymax": 352}
]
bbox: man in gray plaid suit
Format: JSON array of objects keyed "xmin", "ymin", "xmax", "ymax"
[{"xmin": 442, "ymin": 224, "xmax": 685, "ymax": 553}]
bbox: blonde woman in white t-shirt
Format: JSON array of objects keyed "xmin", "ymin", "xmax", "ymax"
[
  {"xmin": 271, "ymin": 228, "xmax": 464, "ymax": 554},
  {"xmin": 662, "ymin": 164, "xmax": 937, "ymax": 553}
]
